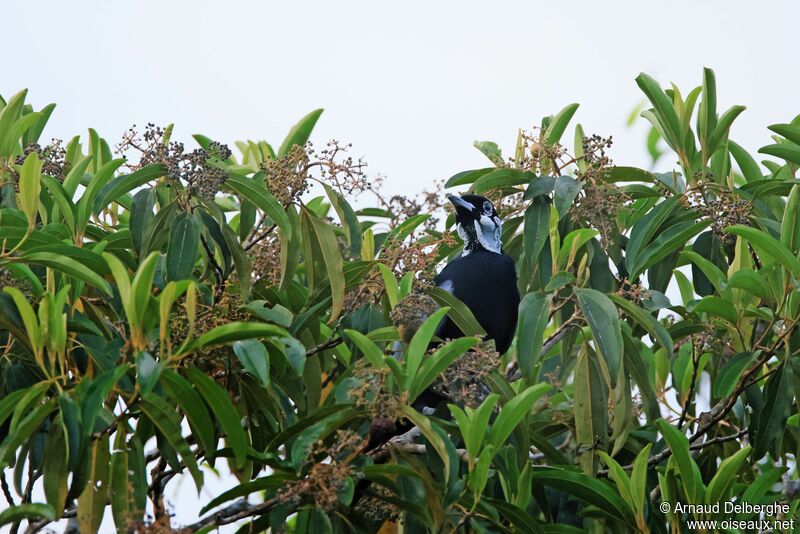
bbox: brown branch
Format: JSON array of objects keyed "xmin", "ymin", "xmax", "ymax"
[
  {"xmin": 185, "ymin": 497, "xmax": 280, "ymax": 531},
  {"xmin": 244, "ymin": 223, "xmax": 277, "ymax": 251},
  {"xmin": 0, "ymin": 471, "xmax": 14, "ymax": 507},
  {"xmin": 677, "ymin": 345, "xmax": 700, "ymax": 429},
  {"xmin": 306, "ymin": 337, "xmax": 344, "ymax": 357},
  {"xmin": 200, "ymin": 235, "xmax": 225, "ymax": 301}
]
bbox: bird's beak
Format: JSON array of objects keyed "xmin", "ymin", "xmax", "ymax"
[{"xmin": 448, "ymin": 194, "xmax": 475, "ymax": 215}]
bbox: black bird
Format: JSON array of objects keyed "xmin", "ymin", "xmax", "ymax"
[{"xmin": 435, "ymin": 194, "xmax": 520, "ymax": 354}]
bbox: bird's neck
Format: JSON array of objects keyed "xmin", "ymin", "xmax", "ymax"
[{"xmin": 458, "ymin": 221, "xmax": 502, "ymax": 256}]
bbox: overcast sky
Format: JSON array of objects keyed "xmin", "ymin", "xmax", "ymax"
[
  {"xmin": 2, "ymin": 0, "xmax": 799, "ymax": 530},
  {"xmin": 4, "ymin": 1, "xmax": 799, "ymax": 199}
]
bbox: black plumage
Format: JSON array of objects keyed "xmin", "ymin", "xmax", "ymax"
[{"xmin": 435, "ymin": 194, "xmax": 520, "ymax": 353}]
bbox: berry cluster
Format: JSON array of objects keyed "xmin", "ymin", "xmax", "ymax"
[
  {"xmin": 14, "ymin": 139, "xmax": 67, "ymax": 181},
  {"xmin": 432, "ymin": 342, "xmax": 500, "ymax": 408},
  {"xmin": 685, "ymin": 182, "xmax": 751, "ymax": 245},
  {"xmin": 116, "ymin": 123, "xmax": 232, "ymax": 201}
]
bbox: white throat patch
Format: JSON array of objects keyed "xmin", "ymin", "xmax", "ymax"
[{"xmin": 458, "ymin": 215, "xmax": 502, "ymax": 256}]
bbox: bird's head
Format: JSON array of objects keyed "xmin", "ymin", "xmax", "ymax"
[{"xmin": 448, "ymin": 194, "xmax": 502, "ymax": 255}]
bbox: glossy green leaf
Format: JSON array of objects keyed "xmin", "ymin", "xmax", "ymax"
[
  {"xmin": 166, "ymin": 212, "xmax": 200, "ymax": 281},
  {"xmin": 233, "ymin": 339, "xmax": 270, "ymax": 386},
  {"xmin": 531, "ymin": 467, "xmax": 636, "ymax": 527},
  {"xmin": 18, "ymin": 152, "xmax": 42, "ymax": 228},
  {"xmin": 277, "ymin": 108, "xmax": 323, "ymax": 157},
  {"xmin": 726, "ymin": 224, "xmax": 800, "ymax": 274},
  {"xmin": 574, "ymin": 288, "xmax": 622, "ymax": 385},
  {"xmin": 0, "ymin": 504, "xmax": 56, "ymax": 526},
  {"xmin": 608, "ymin": 294, "xmax": 673, "ymax": 358},
  {"xmin": 185, "ymin": 367, "xmax": 248, "ymax": 469},
  {"xmin": 515, "ymin": 291, "xmax": 549, "ymax": 383}
]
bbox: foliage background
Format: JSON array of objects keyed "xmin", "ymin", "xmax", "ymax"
[
  {"xmin": 2, "ymin": 2, "xmax": 800, "ymax": 532},
  {"xmin": 1, "ymin": 66, "xmax": 800, "ymax": 532}
]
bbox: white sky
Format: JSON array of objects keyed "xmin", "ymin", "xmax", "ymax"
[
  {"xmin": 2, "ymin": 0, "xmax": 799, "ymax": 531},
  {"xmin": 3, "ymin": 1, "xmax": 799, "ymax": 196}
]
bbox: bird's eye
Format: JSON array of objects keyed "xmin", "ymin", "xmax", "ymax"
[{"xmin": 482, "ymin": 201, "xmax": 492, "ymax": 213}]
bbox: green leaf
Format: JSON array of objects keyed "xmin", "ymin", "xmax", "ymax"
[
  {"xmin": 93, "ymin": 164, "xmax": 167, "ymax": 214},
  {"xmin": 224, "ymin": 172, "xmax": 290, "ymax": 237},
  {"xmin": 18, "ymin": 152, "xmax": 42, "ymax": 228},
  {"xmin": 472, "ymin": 168, "xmax": 534, "ymax": 194},
  {"xmin": 135, "ymin": 351, "xmax": 160, "ymax": 395},
  {"xmin": 515, "ymin": 291, "xmax": 550, "ymax": 383},
  {"xmin": 629, "ymin": 220, "xmax": 711, "ymax": 279},
  {"xmin": 109, "ymin": 438, "xmax": 137, "ymax": 533},
  {"xmin": 574, "ymin": 288, "xmax": 622, "ymax": 385},
  {"xmin": 472, "ymin": 141, "xmax": 504, "ymax": 166},
  {"xmin": 545, "ymin": 103, "xmax": 580, "ymax": 145},
  {"xmin": 404, "ymin": 307, "xmax": 450, "ymax": 390},
  {"xmin": 524, "ymin": 197, "xmax": 550, "ymax": 266},
  {"xmin": 553, "ymin": 175, "xmax": 581, "ymax": 217},
  {"xmin": 449, "ymin": 394, "xmax": 498, "ymax": 460},
  {"xmin": 166, "ymin": 212, "xmax": 200, "ymax": 281},
  {"xmin": 41, "ymin": 174, "xmax": 76, "ymax": 234},
  {"xmin": 277, "ymin": 108, "xmax": 323, "ymax": 157},
  {"xmin": 752, "ymin": 363, "xmax": 793, "ymax": 459},
  {"xmin": 487, "ymin": 383, "xmax": 551, "ymax": 451},
  {"xmin": 727, "ymin": 269, "xmax": 771, "ymax": 301},
  {"xmin": 427, "ymin": 286, "xmax": 486, "ymax": 337},
  {"xmin": 322, "ymin": 183, "xmax": 361, "ymax": 257},
  {"xmin": 444, "ymin": 167, "xmax": 495, "ymax": 188},
  {"xmin": 781, "ymin": 185, "xmax": 800, "ymax": 252},
  {"xmin": 0, "ymin": 504, "xmax": 56, "ymax": 526},
  {"xmin": 77, "ymin": 434, "xmax": 110, "ymax": 534},
  {"xmin": 343, "ymin": 329, "xmax": 385, "ymax": 368},
  {"xmin": 19, "ymin": 251, "xmax": 111, "ymax": 294},
  {"xmin": 705, "ymin": 446, "xmax": 751, "ymax": 505},
  {"xmin": 605, "ymin": 166, "xmax": 656, "ymax": 183},
  {"xmin": 636, "ymin": 73, "xmax": 682, "ymax": 151},
  {"xmin": 697, "ymin": 67, "xmax": 717, "ymax": 151},
  {"xmin": 0, "ymin": 399, "xmax": 55, "ymax": 467},
  {"xmin": 410, "ymin": 337, "xmax": 479, "ymax": 401},
  {"xmin": 557, "ymin": 228, "xmax": 598, "ymax": 268},
  {"xmin": 304, "ymin": 208, "xmax": 345, "ymax": 323},
  {"xmin": 140, "ymin": 396, "xmax": 204, "ymax": 490},
  {"xmin": 191, "ymin": 322, "xmax": 289, "ymax": 351},
  {"xmin": 3, "ymin": 287, "xmax": 41, "ymax": 353},
  {"xmin": 630, "ymin": 443, "xmax": 653, "ymax": 518},
  {"xmin": 76, "ymin": 158, "xmax": 126, "ymax": 231},
  {"xmin": 185, "ymin": 367, "xmax": 249, "ymax": 469},
  {"xmin": 713, "ymin": 351, "xmax": 757, "ymax": 399},
  {"xmin": 574, "ymin": 345, "xmax": 609, "ymax": 474},
  {"xmin": 245, "ymin": 300, "xmax": 293, "ymax": 327},
  {"xmin": 655, "ymin": 419, "xmax": 703, "ymax": 502},
  {"xmin": 531, "ymin": 467, "xmax": 636, "ymax": 527},
  {"xmin": 768, "ymin": 122, "xmax": 800, "ymax": 145},
  {"xmin": 688, "ymin": 296, "xmax": 738, "ymax": 325},
  {"xmin": 42, "ymin": 422, "xmax": 68, "ymax": 514},
  {"xmin": 608, "ymin": 294, "xmax": 673, "ymax": 358},
  {"xmin": 625, "ymin": 197, "xmax": 679, "ymax": 274},
  {"xmin": 159, "ymin": 370, "xmax": 216, "ymax": 455},
  {"xmin": 729, "ymin": 141, "xmax": 762, "ymax": 182},
  {"xmin": 759, "ymin": 143, "xmax": 800, "ymax": 165},
  {"xmin": 597, "ymin": 452, "xmax": 634, "ymax": 515},
  {"xmin": 233, "ymin": 339, "xmax": 270, "ymax": 386},
  {"xmin": 708, "ymin": 105, "xmax": 745, "ymax": 154},
  {"xmin": 401, "ymin": 406, "xmax": 453, "ymax": 483},
  {"xmin": 726, "ymin": 224, "xmax": 800, "ymax": 274}
]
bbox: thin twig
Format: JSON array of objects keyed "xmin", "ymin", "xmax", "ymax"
[
  {"xmin": 677, "ymin": 345, "xmax": 699, "ymax": 429},
  {"xmin": 0, "ymin": 471, "xmax": 14, "ymax": 507},
  {"xmin": 306, "ymin": 337, "xmax": 344, "ymax": 357}
]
